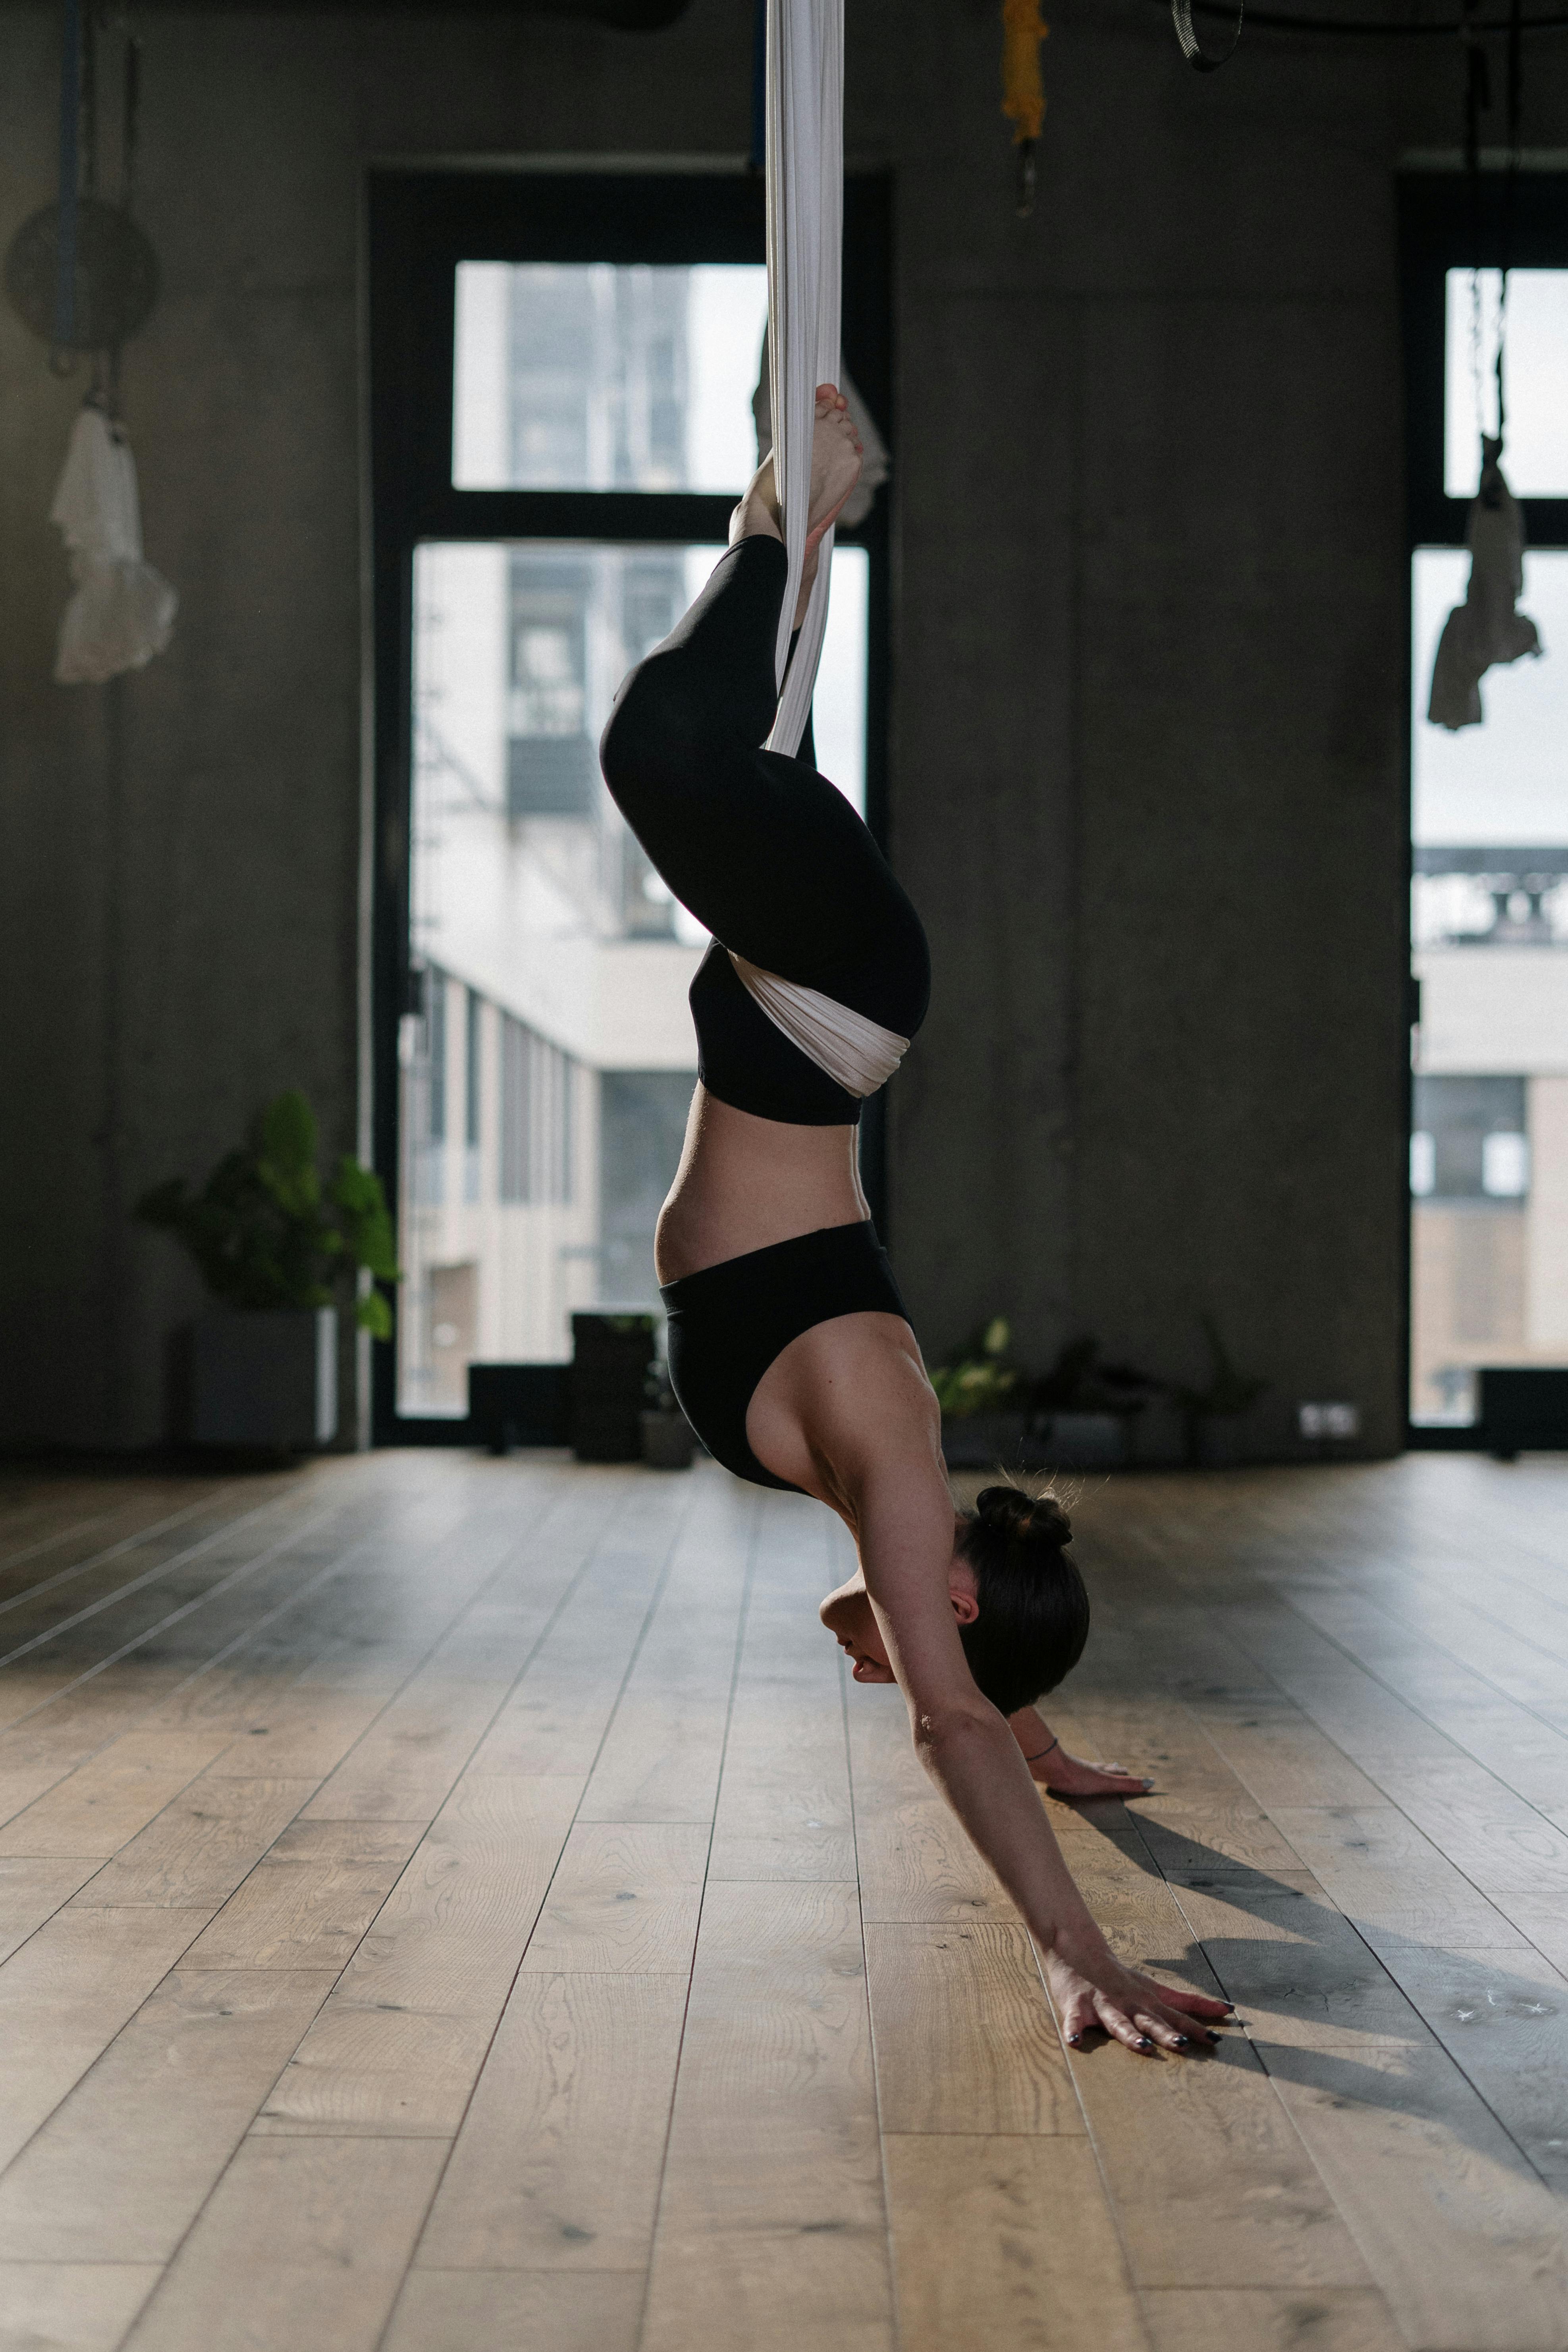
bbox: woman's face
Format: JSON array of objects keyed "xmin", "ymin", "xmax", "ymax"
[
  {"xmin": 818, "ymin": 1579, "xmax": 896, "ymax": 1680},
  {"xmin": 818, "ymin": 1531, "xmax": 977, "ymax": 1684}
]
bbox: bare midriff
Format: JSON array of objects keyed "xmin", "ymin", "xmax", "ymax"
[{"xmin": 653, "ymin": 1083, "xmax": 869, "ymax": 1285}]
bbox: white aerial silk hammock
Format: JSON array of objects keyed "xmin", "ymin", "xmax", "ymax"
[
  {"xmin": 733, "ymin": 0, "xmax": 909, "ymax": 1099},
  {"xmin": 764, "ymin": 0, "xmax": 843, "ymax": 758},
  {"xmin": 729, "ymin": 953, "xmax": 908, "ymax": 1098}
]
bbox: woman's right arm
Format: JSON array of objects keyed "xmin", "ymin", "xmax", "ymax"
[
  {"xmin": 830, "ymin": 1385, "xmax": 1228, "ymax": 2050},
  {"xmin": 865, "ymin": 1483, "xmax": 1229, "ymax": 2050}
]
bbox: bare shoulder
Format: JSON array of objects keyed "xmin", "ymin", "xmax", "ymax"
[{"xmin": 745, "ymin": 1310, "xmax": 940, "ymax": 1501}]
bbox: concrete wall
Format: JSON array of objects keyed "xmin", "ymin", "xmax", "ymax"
[{"xmin": 2, "ymin": 0, "xmax": 1561, "ymax": 1453}]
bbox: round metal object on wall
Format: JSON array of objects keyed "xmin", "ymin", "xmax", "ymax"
[{"xmin": 4, "ymin": 200, "xmax": 159, "ymax": 351}]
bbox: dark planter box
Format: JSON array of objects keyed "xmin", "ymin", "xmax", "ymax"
[
  {"xmin": 640, "ymin": 1408, "xmax": 696, "ymax": 1469},
  {"xmin": 571, "ymin": 1313, "xmax": 658, "ymax": 1463},
  {"xmin": 1187, "ymin": 1414, "xmax": 1245, "ymax": 1468},
  {"xmin": 467, "ymin": 1363, "xmax": 572, "ymax": 1455},
  {"xmin": 1480, "ymin": 1367, "xmax": 1568, "ymax": 1458},
  {"xmin": 190, "ymin": 1308, "xmax": 337, "ymax": 1449},
  {"xmin": 1040, "ymin": 1411, "xmax": 1132, "ymax": 1469},
  {"xmin": 940, "ymin": 1410, "xmax": 1031, "ymax": 1470}
]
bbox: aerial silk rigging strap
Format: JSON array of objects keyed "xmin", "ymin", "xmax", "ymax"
[
  {"xmin": 55, "ymin": 0, "xmax": 82, "ymax": 353},
  {"xmin": 764, "ymin": 0, "xmax": 843, "ymax": 758}
]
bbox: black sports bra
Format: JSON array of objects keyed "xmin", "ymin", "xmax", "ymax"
[{"xmin": 660, "ymin": 1220, "xmax": 910, "ymax": 1490}]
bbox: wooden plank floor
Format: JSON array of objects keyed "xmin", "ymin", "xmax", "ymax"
[{"xmin": 0, "ymin": 1453, "xmax": 1566, "ymax": 2351}]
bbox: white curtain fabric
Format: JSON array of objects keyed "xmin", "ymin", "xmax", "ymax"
[
  {"xmin": 765, "ymin": 0, "xmax": 844, "ymax": 758},
  {"xmin": 50, "ymin": 407, "xmax": 177, "ymax": 687}
]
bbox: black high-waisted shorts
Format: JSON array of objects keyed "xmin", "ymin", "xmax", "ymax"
[{"xmin": 661, "ymin": 1220, "xmax": 909, "ymax": 1493}]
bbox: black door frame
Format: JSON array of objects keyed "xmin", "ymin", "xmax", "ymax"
[
  {"xmin": 366, "ymin": 166, "xmax": 893, "ymax": 1443},
  {"xmin": 1399, "ymin": 169, "xmax": 1568, "ymax": 1448}
]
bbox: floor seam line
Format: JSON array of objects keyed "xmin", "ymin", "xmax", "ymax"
[
  {"xmin": 632, "ymin": 1478, "xmax": 762, "ymax": 2352},
  {"xmin": 64, "ymin": 1467, "xmax": 606, "ymax": 2344},
  {"xmin": 371, "ymin": 1468, "xmax": 711, "ymax": 2352}
]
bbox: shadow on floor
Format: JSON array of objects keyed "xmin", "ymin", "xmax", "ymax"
[{"xmin": 1067, "ymin": 1804, "xmax": 1568, "ymax": 2195}]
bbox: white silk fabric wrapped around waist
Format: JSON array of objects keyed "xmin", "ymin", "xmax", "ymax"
[{"xmin": 729, "ymin": 953, "xmax": 909, "ymax": 1099}]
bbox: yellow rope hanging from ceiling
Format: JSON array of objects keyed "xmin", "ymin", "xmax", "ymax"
[{"xmin": 1000, "ymin": 0, "xmax": 1047, "ymax": 216}]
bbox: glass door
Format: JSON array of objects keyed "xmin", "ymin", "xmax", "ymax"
[
  {"xmin": 369, "ymin": 174, "xmax": 891, "ymax": 1436},
  {"xmin": 1403, "ymin": 184, "xmax": 1568, "ymax": 1432}
]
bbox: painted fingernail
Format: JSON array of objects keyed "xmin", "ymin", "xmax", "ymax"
[
  {"xmin": 1206, "ymin": 2030, "xmax": 1222, "ymax": 2043},
  {"xmin": 1136, "ymin": 2036, "xmax": 1155, "ymax": 2052},
  {"xmin": 1174, "ymin": 2034, "xmax": 1191, "ymax": 2047},
  {"xmin": 1067, "ymin": 2033, "xmax": 1084, "ymax": 2048}
]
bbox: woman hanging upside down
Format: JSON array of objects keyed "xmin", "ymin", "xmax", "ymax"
[{"xmin": 600, "ymin": 387, "xmax": 1232, "ymax": 2058}]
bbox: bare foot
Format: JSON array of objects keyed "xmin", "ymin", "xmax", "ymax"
[
  {"xmin": 793, "ymin": 384, "xmax": 862, "ymax": 623},
  {"xmin": 1033, "ymin": 1749, "xmax": 1153, "ymax": 1800},
  {"xmin": 802, "ymin": 384, "xmax": 863, "ymax": 556},
  {"xmin": 730, "ymin": 385, "xmax": 863, "ymax": 628}
]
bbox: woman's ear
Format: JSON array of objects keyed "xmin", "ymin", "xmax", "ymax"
[{"xmin": 949, "ymin": 1587, "xmax": 979, "ymax": 1626}]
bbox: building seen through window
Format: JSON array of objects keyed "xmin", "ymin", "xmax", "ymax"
[
  {"xmin": 1410, "ymin": 535, "xmax": 1568, "ymax": 1426},
  {"xmin": 453, "ymin": 262, "xmax": 769, "ymax": 494},
  {"xmin": 398, "ymin": 260, "xmax": 872, "ymax": 1413}
]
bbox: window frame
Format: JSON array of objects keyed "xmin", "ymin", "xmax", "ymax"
[
  {"xmin": 367, "ymin": 167, "xmax": 893, "ymax": 1442},
  {"xmin": 1399, "ymin": 170, "xmax": 1568, "ymax": 1448}
]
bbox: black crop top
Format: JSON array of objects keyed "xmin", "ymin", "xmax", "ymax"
[{"xmin": 690, "ymin": 941, "xmax": 862, "ymax": 1126}]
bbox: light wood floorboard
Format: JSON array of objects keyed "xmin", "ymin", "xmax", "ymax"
[{"xmin": 0, "ymin": 1453, "xmax": 1566, "ymax": 2347}]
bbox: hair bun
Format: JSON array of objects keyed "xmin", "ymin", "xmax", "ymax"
[{"xmin": 974, "ymin": 1487, "xmax": 1073, "ymax": 1551}]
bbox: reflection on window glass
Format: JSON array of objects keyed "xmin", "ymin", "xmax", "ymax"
[
  {"xmin": 1409, "ymin": 545, "xmax": 1568, "ymax": 1427},
  {"xmin": 399, "ymin": 538, "xmax": 869, "ymax": 1411},
  {"xmin": 1444, "ymin": 268, "xmax": 1568, "ymax": 498},
  {"xmin": 453, "ymin": 263, "xmax": 770, "ymax": 493}
]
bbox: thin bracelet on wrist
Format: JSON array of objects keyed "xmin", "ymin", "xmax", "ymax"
[{"xmin": 1021, "ymin": 1734, "xmax": 1060, "ymax": 1764}]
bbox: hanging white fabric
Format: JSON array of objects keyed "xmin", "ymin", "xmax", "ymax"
[
  {"xmin": 50, "ymin": 406, "xmax": 176, "ymax": 685},
  {"xmin": 729, "ymin": 953, "xmax": 909, "ymax": 1098},
  {"xmin": 765, "ymin": 0, "xmax": 844, "ymax": 758}
]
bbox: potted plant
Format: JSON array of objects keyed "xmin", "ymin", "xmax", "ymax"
[
  {"xmin": 137, "ymin": 1090, "xmax": 399, "ymax": 1450},
  {"xmin": 1026, "ymin": 1335, "xmax": 1163, "ymax": 1468},
  {"xmin": 930, "ymin": 1316, "xmax": 1030, "ymax": 1467},
  {"xmin": 640, "ymin": 1363, "xmax": 696, "ymax": 1470},
  {"xmin": 571, "ymin": 1312, "xmax": 659, "ymax": 1462},
  {"xmin": 1169, "ymin": 1314, "xmax": 1267, "ymax": 1467}
]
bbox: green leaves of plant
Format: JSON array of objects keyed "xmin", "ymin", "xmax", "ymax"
[
  {"xmin": 330, "ymin": 1157, "xmax": 400, "ymax": 1282},
  {"xmin": 135, "ymin": 1091, "xmax": 402, "ymax": 1332},
  {"xmin": 929, "ymin": 1314, "xmax": 1021, "ymax": 1420},
  {"xmin": 356, "ymin": 1289, "xmax": 395, "ymax": 1340},
  {"xmin": 255, "ymin": 1090, "xmax": 321, "ymax": 1219},
  {"xmin": 929, "ymin": 1318, "xmax": 1259, "ymax": 1426}
]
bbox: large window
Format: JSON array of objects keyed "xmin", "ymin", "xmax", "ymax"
[
  {"xmin": 1402, "ymin": 179, "xmax": 1568, "ymax": 1432},
  {"xmin": 370, "ymin": 173, "xmax": 891, "ymax": 1436}
]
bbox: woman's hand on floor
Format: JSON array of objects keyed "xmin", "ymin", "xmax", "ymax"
[{"xmin": 1040, "ymin": 1924, "xmax": 1233, "ymax": 2055}]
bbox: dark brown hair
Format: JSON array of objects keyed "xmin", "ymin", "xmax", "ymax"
[{"xmin": 954, "ymin": 1486, "xmax": 1090, "ymax": 1717}]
